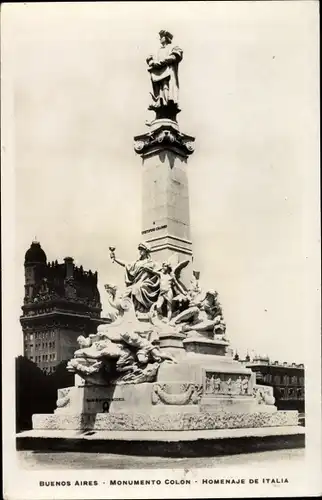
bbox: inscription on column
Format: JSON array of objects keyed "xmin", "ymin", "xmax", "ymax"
[{"xmin": 142, "ymin": 224, "xmax": 167, "ymax": 235}]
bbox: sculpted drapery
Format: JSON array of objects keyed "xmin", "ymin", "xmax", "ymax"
[
  {"xmin": 124, "ymin": 255, "xmax": 160, "ymax": 313},
  {"xmin": 146, "ymin": 30, "xmax": 183, "ymax": 114},
  {"xmin": 110, "ymin": 243, "xmax": 160, "ymax": 313}
]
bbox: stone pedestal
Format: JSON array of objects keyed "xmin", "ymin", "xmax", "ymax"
[
  {"xmin": 32, "ymin": 409, "xmax": 298, "ymax": 432},
  {"xmin": 30, "ymin": 341, "xmax": 299, "ymax": 435},
  {"xmin": 20, "ymin": 327, "xmax": 302, "ymax": 454},
  {"xmin": 158, "ymin": 331, "xmax": 186, "ymax": 359},
  {"xmin": 183, "ymin": 336, "xmax": 229, "ymax": 355}
]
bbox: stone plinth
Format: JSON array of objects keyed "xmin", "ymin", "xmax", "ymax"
[
  {"xmin": 183, "ymin": 336, "xmax": 229, "ymax": 356},
  {"xmin": 28, "ymin": 326, "xmax": 297, "ymax": 442},
  {"xmin": 158, "ymin": 331, "xmax": 186, "ymax": 359},
  {"xmin": 199, "ymin": 396, "xmax": 276, "ymax": 414},
  {"xmin": 32, "ymin": 410, "xmax": 299, "ymax": 432},
  {"xmin": 156, "ymin": 352, "xmax": 254, "ymax": 384},
  {"xmin": 17, "ymin": 426, "xmax": 305, "ymax": 456}
]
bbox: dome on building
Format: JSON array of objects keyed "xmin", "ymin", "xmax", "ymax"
[{"xmin": 24, "ymin": 241, "xmax": 47, "ymax": 264}]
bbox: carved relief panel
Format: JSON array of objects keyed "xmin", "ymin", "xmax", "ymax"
[{"xmin": 203, "ymin": 371, "xmax": 251, "ymax": 396}]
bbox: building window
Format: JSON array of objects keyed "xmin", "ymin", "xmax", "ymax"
[
  {"xmin": 274, "ymin": 375, "xmax": 281, "ymax": 384},
  {"xmin": 288, "ymin": 388, "xmax": 295, "ymax": 399},
  {"xmin": 30, "ymin": 334, "xmax": 34, "ymax": 341},
  {"xmin": 297, "ymin": 388, "xmax": 304, "ymax": 399},
  {"xmin": 299, "ymin": 377, "xmax": 304, "ymax": 385},
  {"xmin": 29, "ymin": 344, "xmax": 33, "ymax": 349},
  {"xmin": 283, "ymin": 375, "xmax": 289, "ymax": 385},
  {"xmin": 291, "ymin": 376, "xmax": 297, "ymax": 385},
  {"xmin": 30, "ymin": 356, "xmax": 33, "ymax": 360}
]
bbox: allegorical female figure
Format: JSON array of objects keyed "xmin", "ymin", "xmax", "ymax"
[
  {"xmin": 146, "ymin": 30, "xmax": 183, "ymax": 117},
  {"xmin": 110, "ymin": 242, "xmax": 160, "ymax": 313}
]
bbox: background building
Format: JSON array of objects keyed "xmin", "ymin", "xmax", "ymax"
[
  {"xmin": 20, "ymin": 241, "xmax": 108, "ymax": 373},
  {"xmin": 235, "ymin": 353, "xmax": 305, "ymax": 412}
]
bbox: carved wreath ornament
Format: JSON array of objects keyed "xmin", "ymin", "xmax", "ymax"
[{"xmin": 152, "ymin": 383, "xmax": 203, "ymax": 405}]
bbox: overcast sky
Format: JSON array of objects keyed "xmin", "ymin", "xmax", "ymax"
[{"xmin": 4, "ymin": 2, "xmax": 319, "ymax": 362}]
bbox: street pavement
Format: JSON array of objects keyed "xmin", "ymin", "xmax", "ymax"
[{"xmin": 18, "ymin": 448, "xmax": 304, "ymax": 470}]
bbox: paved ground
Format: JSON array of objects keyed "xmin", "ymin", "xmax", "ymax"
[{"xmin": 18, "ymin": 447, "xmax": 305, "ymax": 470}]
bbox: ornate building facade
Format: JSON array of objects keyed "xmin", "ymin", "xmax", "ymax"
[
  {"xmin": 20, "ymin": 241, "xmax": 107, "ymax": 373},
  {"xmin": 236, "ymin": 353, "xmax": 305, "ymax": 412}
]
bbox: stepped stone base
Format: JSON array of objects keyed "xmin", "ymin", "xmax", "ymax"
[
  {"xmin": 17, "ymin": 425, "xmax": 305, "ymax": 456},
  {"xmin": 27, "ymin": 333, "xmax": 299, "ymax": 455},
  {"xmin": 33, "ymin": 410, "xmax": 298, "ymax": 431}
]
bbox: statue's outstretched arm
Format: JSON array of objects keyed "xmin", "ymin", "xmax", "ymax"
[{"xmin": 113, "ymin": 257, "xmax": 126, "ymax": 268}]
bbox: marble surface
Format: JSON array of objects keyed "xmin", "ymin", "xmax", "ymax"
[{"xmin": 33, "ymin": 410, "xmax": 298, "ymax": 431}]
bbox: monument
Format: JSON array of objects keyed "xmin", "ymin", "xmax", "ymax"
[{"xmin": 18, "ymin": 31, "xmax": 303, "ymax": 453}]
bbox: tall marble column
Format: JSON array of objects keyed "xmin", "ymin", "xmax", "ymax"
[
  {"xmin": 134, "ymin": 30, "xmax": 195, "ymax": 266},
  {"xmin": 134, "ymin": 120, "xmax": 195, "ymax": 264}
]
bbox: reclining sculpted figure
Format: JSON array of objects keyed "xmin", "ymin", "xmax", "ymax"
[
  {"xmin": 170, "ymin": 290, "xmax": 226, "ymax": 337},
  {"xmin": 67, "ymin": 297, "xmax": 176, "ymax": 385}
]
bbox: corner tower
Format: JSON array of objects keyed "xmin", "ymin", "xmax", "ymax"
[{"xmin": 21, "ymin": 241, "xmax": 107, "ymax": 373}]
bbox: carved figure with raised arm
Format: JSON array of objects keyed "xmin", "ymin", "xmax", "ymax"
[
  {"xmin": 110, "ymin": 243, "xmax": 160, "ymax": 313},
  {"xmin": 150, "ymin": 258, "xmax": 190, "ymax": 321}
]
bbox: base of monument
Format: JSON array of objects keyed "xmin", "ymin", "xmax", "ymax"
[
  {"xmin": 31, "ymin": 410, "xmax": 298, "ymax": 431},
  {"xmin": 16, "ymin": 426, "xmax": 305, "ymax": 457}
]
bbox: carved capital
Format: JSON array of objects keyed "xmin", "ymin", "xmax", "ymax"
[{"xmin": 134, "ymin": 125, "xmax": 195, "ymax": 157}]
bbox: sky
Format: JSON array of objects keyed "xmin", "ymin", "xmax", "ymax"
[{"xmin": 3, "ymin": 1, "xmax": 319, "ymax": 363}]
